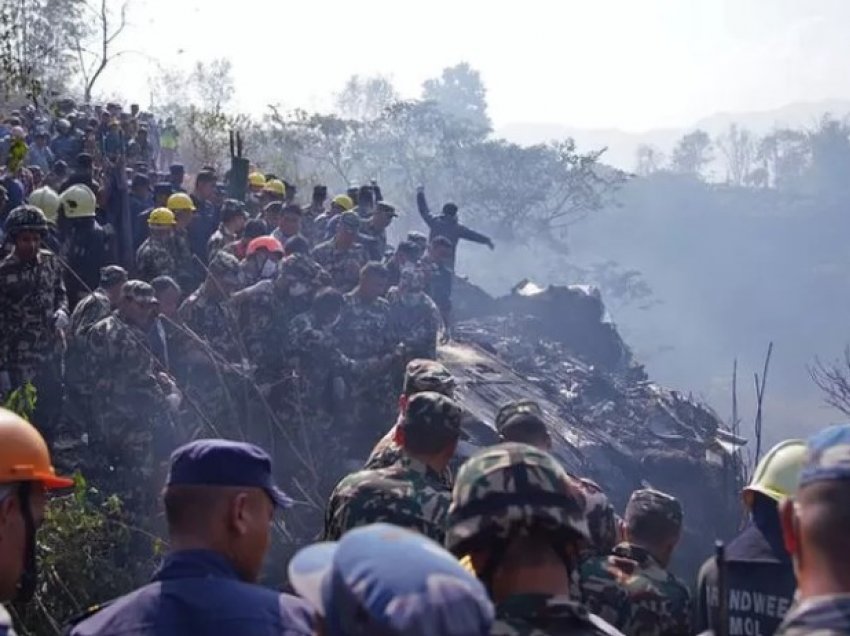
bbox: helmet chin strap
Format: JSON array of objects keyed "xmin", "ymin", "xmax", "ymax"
[{"xmin": 15, "ymin": 481, "xmax": 38, "ymax": 603}]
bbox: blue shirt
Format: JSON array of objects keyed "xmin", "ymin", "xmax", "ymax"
[{"xmin": 69, "ymin": 549, "xmax": 314, "ymax": 636}]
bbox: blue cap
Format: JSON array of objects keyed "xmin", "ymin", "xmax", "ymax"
[
  {"xmin": 799, "ymin": 424, "xmax": 850, "ymax": 487},
  {"xmin": 288, "ymin": 523, "xmax": 493, "ymax": 636},
  {"xmin": 167, "ymin": 439, "xmax": 292, "ymax": 508}
]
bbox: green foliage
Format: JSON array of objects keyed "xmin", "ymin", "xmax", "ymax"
[
  {"xmin": 0, "ymin": 0, "xmax": 88, "ymax": 100},
  {"xmin": 13, "ymin": 476, "xmax": 159, "ymax": 635},
  {"xmin": 3, "ymin": 382, "xmax": 38, "ymax": 421}
]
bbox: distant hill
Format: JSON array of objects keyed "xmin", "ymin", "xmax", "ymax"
[{"xmin": 497, "ymin": 99, "xmax": 850, "ymax": 172}]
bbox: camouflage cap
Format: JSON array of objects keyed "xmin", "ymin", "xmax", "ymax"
[
  {"xmin": 338, "ymin": 211, "xmax": 360, "ymax": 231},
  {"xmin": 376, "ymin": 201, "xmax": 398, "ymax": 217},
  {"xmin": 494, "ymin": 399, "xmax": 547, "ymax": 436},
  {"xmin": 99, "ymin": 265, "xmax": 128, "ymax": 289},
  {"xmin": 403, "ymin": 359, "xmax": 456, "ymax": 397},
  {"xmin": 121, "ymin": 280, "xmax": 158, "ymax": 305},
  {"xmin": 406, "ymin": 230, "xmax": 428, "ymax": 247},
  {"xmin": 208, "ymin": 250, "xmax": 242, "ymax": 286},
  {"xmin": 446, "ymin": 443, "xmax": 590, "ymax": 556},
  {"xmin": 625, "ymin": 488, "xmax": 683, "ymax": 528},
  {"xmin": 401, "ymin": 391, "xmax": 463, "ymax": 438},
  {"xmin": 799, "ymin": 423, "xmax": 850, "ymax": 487}
]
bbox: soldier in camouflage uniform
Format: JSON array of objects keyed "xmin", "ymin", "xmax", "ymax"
[
  {"xmin": 365, "ymin": 358, "xmax": 456, "ymax": 474},
  {"xmin": 359, "ymin": 201, "xmax": 397, "ymax": 261},
  {"xmin": 445, "ymin": 443, "xmax": 623, "ymax": 636},
  {"xmin": 314, "ymin": 193, "xmax": 354, "ymax": 243},
  {"xmin": 775, "ymin": 424, "xmax": 850, "ymax": 636},
  {"xmin": 206, "ymin": 199, "xmax": 247, "ymax": 261},
  {"xmin": 334, "ymin": 262, "xmax": 399, "ymax": 455},
  {"xmin": 177, "ymin": 251, "xmax": 245, "ymax": 435},
  {"xmin": 0, "ymin": 205, "xmax": 69, "ymax": 440},
  {"xmin": 283, "ymin": 288, "xmax": 397, "ymax": 491},
  {"xmin": 323, "ymin": 391, "xmax": 463, "ymax": 543},
  {"xmin": 495, "ymin": 399, "xmax": 619, "ymax": 559},
  {"xmin": 579, "ymin": 489, "xmax": 690, "ymax": 636},
  {"xmin": 66, "ymin": 265, "xmax": 128, "ymax": 422},
  {"xmin": 311, "ymin": 211, "xmax": 369, "ymax": 293},
  {"xmin": 385, "ymin": 240, "xmax": 420, "ymax": 288},
  {"xmin": 87, "ymin": 280, "xmax": 179, "ymax": 516},
  {"xmin": 387, "ymin": 264, "xmax": 441, "ymax": 361},
  {"xmin": 236, "ymin": 236, "xmax": 330, "ymax": 380},
  {"xmin": 136, "ymin": 207, "xmax": 179, "ymax": 283}
]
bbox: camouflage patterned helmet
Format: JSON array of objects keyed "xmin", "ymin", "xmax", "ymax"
[
  {"xmin": 446, "ymin": 443, "xmax": 590, "ymax": 557},
  {"xmin": 4, "ymin": 205, "xmax": 48, "ymax": 237}
]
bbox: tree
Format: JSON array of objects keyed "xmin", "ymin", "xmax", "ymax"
[
  {"xmin": 73, "ymin": 0, "xmax": 129, "ymax": 103},
  {"xmin": 455, "ymin": 138, "xmax": 625, "ymax": 246},
  {"xmin": 0, "ymin": 0, "xmax": 88, "ymax": 100},
  {"xmin": 810, "ymin": 348, "xmax": 850, "ymax": 417},
  {"xmin": 335, "ymin": 75, "xmax": 398, "ymax": 121},
  {"xmin": 717, "ymin": 124, "xmax": 755, "ymax": 186},
  {"xmin": 422, "ymin": 62, "xmax": 491, "ymax": 134},
  {"xmin": 150, "ymin": 58, "xmax": 249, "ymax": 172},
  {"xmin": 807, "ymin": 116, "xmax": 850, "ymax": 196},
  {"xmin": 635, "ymin": 144, "xmax": 664, "ymax": 177},
  {"xmin": 756, "ymin": 128, "xmax": 809, "ymax": 189},
  {"xmin": 670, "ymin": 129, "xmax": 713, "ymax": 177}
]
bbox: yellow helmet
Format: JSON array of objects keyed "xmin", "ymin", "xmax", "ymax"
[
  {"xmin": 263, "ymin": 179, "xmax": 286, "ymax": 197},
  {"xmin": 167, "ymin": 192, "xmax": 196, "ymax": 213},
  {"xmin": 743, "ymin": 439, "xmax": 807, "ymax": 506},
  {"xmin": 331, "ymin": 194, "xmax": 354, "ymax": 211},
  {"xmin": 60, "ymin": 184, "xmax": 97, "ymax": 219},
  {"xmin": 248, "ymin": 172, "xmax": 266, "ymax": 188},
  {"xmin": 28, "ymin": 186, "xmax": 61, "ymax": 224},
  {"xmin": 148, "ymin": 207, "xmax": 177, "ymax": 227}
]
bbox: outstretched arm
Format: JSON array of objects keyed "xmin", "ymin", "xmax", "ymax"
[
  {"xmin": 457, "ymin": 223, "xmax": 495, "ymax": 249},
  {"xmin": 416, "ymin": 187, "xmax": 436, "ymax": 229}
]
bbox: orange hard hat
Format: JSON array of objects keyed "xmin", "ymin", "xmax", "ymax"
[
  {"xmin": 246, "ymin": 236, "xmax": 284, "ymax": 258},
  {"xmin": 0, "ymin": 408, "xmax": 73, "ymax": 489}
]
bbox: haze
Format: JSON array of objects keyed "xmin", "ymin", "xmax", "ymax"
[{"xmin": 108, "ymin": 0, "xmax": 850, "ymax": 133}]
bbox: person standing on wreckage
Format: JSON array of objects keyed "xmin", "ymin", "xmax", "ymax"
[{"xmin": 416, "ymin": 184, "xmax": 494, "ymax": 270}]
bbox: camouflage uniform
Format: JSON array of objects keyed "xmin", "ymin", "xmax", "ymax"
[
  {"xmin": 386, "ymin": 267, "xmax": 441, "ymax": 361},
  {"xmin": 66, "ymin": 289, "xmax": 112, "ymax": 416},
  {"xmin": 173, "ymin": 228, "xmax": 202, "ymax": 295},
  {"xmin": 334, "ymin": 289, "xmax": 398, "ymax": 450},
  {"xmin": 579, "ymin": 490, "xmax": 690, "ymax": 636},
  {"xmin": 359, "ymin": 221, "xmax": 388, "ymax": 261},
  {"xmin": 445, "ymin": 444, "xmax": 622, "ymax": 636},
  {"xmin": 0, "ymin": 248, "xmax": 67, "ymax": 423},
  {"xmin": 311, "ymin": 239, "xmax": 369, "ymax": 293},
  {"xmin": 279, "ymin": 252, "xmax": 332, "ymax": 317},
  {"xmin": 323, "ymin": 392, "xmax": 462, "ymax": 543},
  {"xmin": 365, "ymin": 359, "xmax": 456, "ymax": 477},
  {"xmin": 177, "ymin": 252, "xmax": 244, "ymax": 434},
  {"xmin": 86, "ymin": 283, "xmax": 171, "ymax": 515},
  {"xmin": 135, "ymin": 236, "xmax": 177, "ymax": 283},
  {"xmin": 775, "ymin": 425, "xmax": 850, "ymax": 636},
  {"xmin": 206, "ymin": 223, "xmax": 237, "ymax": 261}
]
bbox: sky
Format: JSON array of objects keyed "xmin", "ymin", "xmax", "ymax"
[{"xmin": 98, "ymin": 0, "xmax": 850, "ymax": 133}]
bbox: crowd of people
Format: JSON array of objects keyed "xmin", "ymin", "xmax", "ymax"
[{"xmin": 0, "ymin": 99, "xmax": 848, "ymax": 636}]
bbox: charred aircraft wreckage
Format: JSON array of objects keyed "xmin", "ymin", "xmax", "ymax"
[{"xmin": 444, "ymin": 277, "xmax": 747, "ymax": 579}]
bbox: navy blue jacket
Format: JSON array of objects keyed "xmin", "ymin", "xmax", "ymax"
[{"xmin": 69, "ymin": 550, "xmax": 314, "ymax": 636}]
